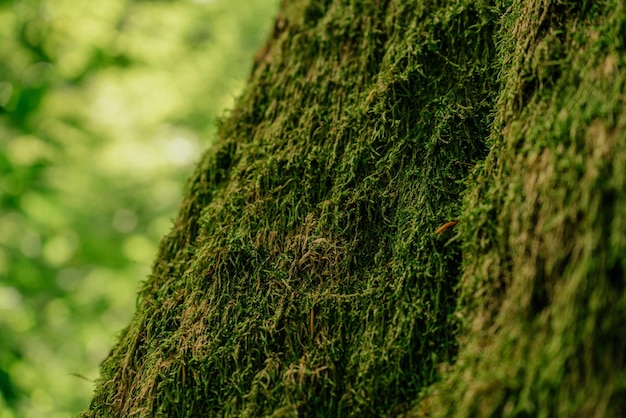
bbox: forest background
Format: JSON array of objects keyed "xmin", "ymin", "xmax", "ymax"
[{"xmin": 0, "ymin": 0, "xmax": 278, "ymax": 416}]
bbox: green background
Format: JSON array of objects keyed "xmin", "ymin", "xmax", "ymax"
[{"xmin": 0, "ymin": 0, "xmax": 277, "ymax": 416}]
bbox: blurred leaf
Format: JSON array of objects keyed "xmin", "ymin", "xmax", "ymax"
[{"xmin": 1, "ymin": 0, "xmax": 278, "ymax": 415}]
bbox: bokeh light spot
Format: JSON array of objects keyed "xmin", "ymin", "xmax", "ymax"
[
  {"xmin": 0, "ymin": 287, "xmax": 23, "ymax": 310},
  {"xmin": 112, "ymin": 209, "xmax": 139, "ymax": 233},
  {"xmin": 19, "ymin": 230, "xmax": 42, "ymax": 258},
  {"xmin": 42, "ymin": 232, "xmax": 78, "ymax": 266},
  {"xmin": 0, "ymin": 82, "xmax": 13, "ymax": 107},
  {"xmin": 123, "ymin": 234, "xmax": 156, "ymax": 264}
]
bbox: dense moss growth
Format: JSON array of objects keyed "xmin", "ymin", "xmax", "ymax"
[
  {"xmin": 84, "ymin": 0, "xmax": 626, "ymax": 416},
  {"xmin": 416, "ymin": 1, "xmax": 626, "ymax": 416}
]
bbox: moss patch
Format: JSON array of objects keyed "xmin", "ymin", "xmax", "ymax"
[
  {"xmin": 415, "ymin": 1, "xmax": 626, "ymax": 416},
  {"xmin": 83, "ymin": 0, "xmax": 626, "ymax": 417}
]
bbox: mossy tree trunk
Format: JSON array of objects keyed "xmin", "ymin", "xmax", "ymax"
[{"xmin": 84, "ymin": 0, "xmax": 626, "ymax": 416}]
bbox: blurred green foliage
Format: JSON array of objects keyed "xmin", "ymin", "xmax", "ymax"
[{"xmin": 0, "ymin": 0, "xmax": 277, "ymax": 416}]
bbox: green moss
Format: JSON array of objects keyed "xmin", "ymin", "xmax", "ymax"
[
  {"xmin": 83, "ymin": 0, "xmax": 626, "ymax": 417},
  {"xmin": 416, "ymin": 1, "xmax": 626, "ymax": 416}
]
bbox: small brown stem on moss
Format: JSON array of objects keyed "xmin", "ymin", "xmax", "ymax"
[{"xmin": 434, "ymin": 221, "xmax": 458, "ymax": 234}]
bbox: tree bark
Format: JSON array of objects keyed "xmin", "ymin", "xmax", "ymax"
[{"xmin": 84, "ymin": 0, "xmax": 626, "ymax": 416}]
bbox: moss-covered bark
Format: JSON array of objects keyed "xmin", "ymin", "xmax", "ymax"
[
  {"xmin": 83, "ymin": 0, "xmax": 626, "ymax": 416},
  {"xmin": 417, "ymin": 1, "xmax": 626, "ymax": 416}
]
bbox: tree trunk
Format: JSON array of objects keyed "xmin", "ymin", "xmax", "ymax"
[{"xmin": 83, "ymin": 0, "xmax": 626, "ymax": 416}]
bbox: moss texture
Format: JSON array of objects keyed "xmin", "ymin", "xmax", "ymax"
[{"xmin": 83, "ymin": 0, "xmax": 626, "ymax": 416}]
